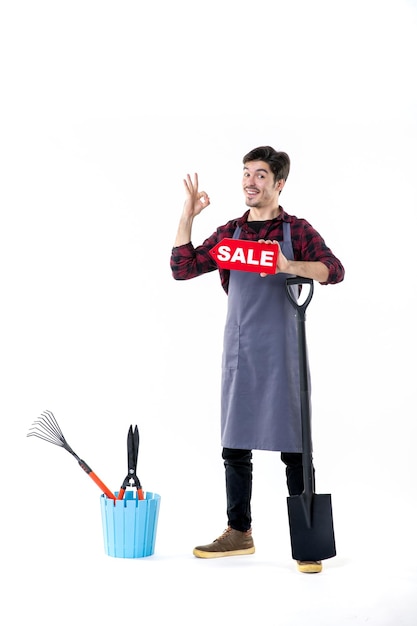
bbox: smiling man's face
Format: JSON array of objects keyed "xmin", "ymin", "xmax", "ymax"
[{"xmin": 242, "ymin": 160, "xmax": 282, "ymax": 211}]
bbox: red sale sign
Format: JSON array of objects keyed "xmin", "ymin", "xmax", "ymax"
[{"xmin": 209, "ymin": 239, "xmax": 279, "ymax": 274}]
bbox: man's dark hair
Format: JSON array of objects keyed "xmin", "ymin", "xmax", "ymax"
[{"xmin": 243, "ymin": 146, "xmax": 290, "ymax": 184}]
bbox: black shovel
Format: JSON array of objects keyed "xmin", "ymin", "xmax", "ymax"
[{"xmin": 285, "ymin": 277, "xmax": 336, "ymax": 562}]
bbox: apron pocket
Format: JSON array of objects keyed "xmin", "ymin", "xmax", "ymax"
[{"xmin": 222, "ymin": 323, "xmax": 240, "ymax": 370}]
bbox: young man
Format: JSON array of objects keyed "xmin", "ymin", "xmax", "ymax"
[{"xmin": 170, "ymin": 146, "xmax": 344, "ymax": 573}]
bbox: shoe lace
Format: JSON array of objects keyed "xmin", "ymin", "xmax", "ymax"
[
  {"xmin": 217, "ymin": 527, "xmax": 233, "ymax": 540},
  {"xmin": 217, "ymin": 526, "xmax": 252, "ymax": 540}
]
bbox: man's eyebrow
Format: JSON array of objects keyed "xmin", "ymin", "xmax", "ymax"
[{"xmin": 243, "ymin": 166, "xmax": 269, "ymax": 173}]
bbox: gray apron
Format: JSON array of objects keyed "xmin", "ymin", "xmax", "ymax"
[{"xmin": 221, "ymin": 221, "xmax": 305, "ymax": 452}]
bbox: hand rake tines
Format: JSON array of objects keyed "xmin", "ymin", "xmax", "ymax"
[{"xmin": 27, "ymin": 410, "xmax": 116, "ymax": 500}]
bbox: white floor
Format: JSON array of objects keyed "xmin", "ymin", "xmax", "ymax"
[
  {"xmin": 11, "ymin": 546, "xmax": 417, "ymax": 626},
  {"xmin": 6, "ymin": 450, "xmax": 417, "ymax": 626}
]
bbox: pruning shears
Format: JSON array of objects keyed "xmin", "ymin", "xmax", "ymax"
[{"xmin": 117, "ymin": 425, "xmax": 144, "ymax": 500}]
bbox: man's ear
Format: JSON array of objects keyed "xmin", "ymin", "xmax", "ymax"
[{"xmin": 276, "ymin": 178, "xmax": 285, "ymax": 193}]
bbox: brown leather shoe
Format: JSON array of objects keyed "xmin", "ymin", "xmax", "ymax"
[
  {"xmin": 193, "ymin": 527, "xmax": 255, "ymax": 559},
  {"xmin": 297, "ymin": 560, "xmax": 322, "ymax": 573}
]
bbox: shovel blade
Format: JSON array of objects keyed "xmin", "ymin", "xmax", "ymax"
[{"xmin": 287, "ymin": 493, "xmax": 336, "ymax": 561}]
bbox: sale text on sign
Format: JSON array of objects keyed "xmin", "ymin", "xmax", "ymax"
[{"xmin": 209, "ymin": 238, "xmax": 279, "ymax": 275}]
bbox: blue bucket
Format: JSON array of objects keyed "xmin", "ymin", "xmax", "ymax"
[{"xmin": 100, "ymin": 491, "xmax": 161, "ymax": 558}]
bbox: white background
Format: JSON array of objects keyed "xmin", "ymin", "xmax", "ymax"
[{"xmin": 1, "ymin": 1, "xmax": 416, "ymax": 624}]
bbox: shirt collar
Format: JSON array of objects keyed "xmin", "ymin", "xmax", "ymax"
[{"xmin": 237, "ymin": 207, "xmax": 289, "ymax": 226}]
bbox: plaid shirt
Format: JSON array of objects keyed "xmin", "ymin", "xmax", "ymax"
[{"xmin": 171, "ymin": 208, "xmax": 345, "ymax": 293}]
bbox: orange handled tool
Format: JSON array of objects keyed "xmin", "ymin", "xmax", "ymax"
[
  {"xmin": 76, "ymin": 457, "xmax": 116, "ymax": 500},
  {"xmin": 27, "ymin": 410, "xmax": 116, "ymax": 500}
]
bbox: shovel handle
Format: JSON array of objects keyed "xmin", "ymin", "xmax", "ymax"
[
  {"xmin": 286, "ymin": 277, "xmax": 315, "ymax": 497},
  {"xmin": 286, "ymin": 277, "xmax": 314, "ymax": 318}
]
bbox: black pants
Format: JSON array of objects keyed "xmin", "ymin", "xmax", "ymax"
[{"xmin": 222, "ymin": 447, "xmax": 310, "ymax": 532}]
